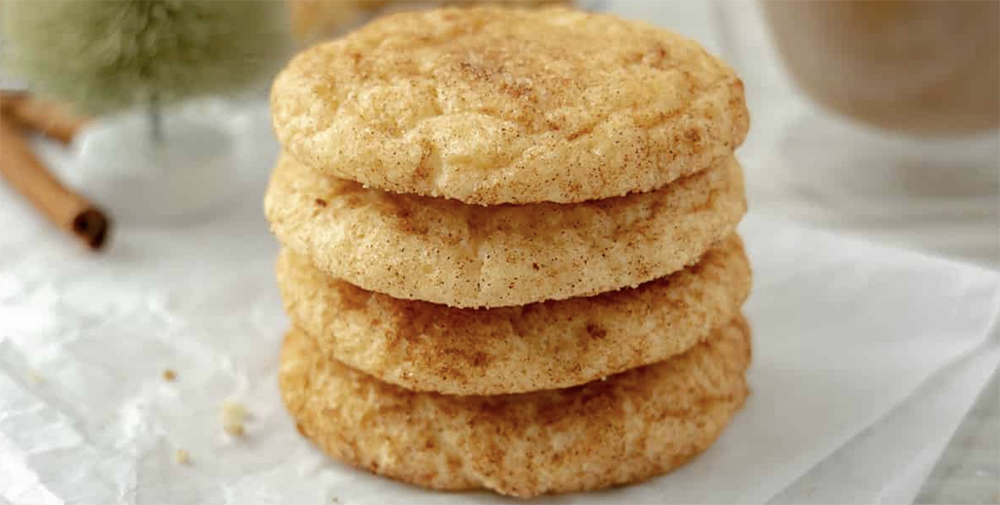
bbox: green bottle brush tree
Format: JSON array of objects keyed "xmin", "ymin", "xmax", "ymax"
[{"xmin": 1, "ymin": 0, "xmax": 292, "ymax": 222}]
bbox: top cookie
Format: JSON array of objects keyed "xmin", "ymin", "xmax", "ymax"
[{"xmin": 271, "ymin": 7, "xmax": 749, "ymax": 205}]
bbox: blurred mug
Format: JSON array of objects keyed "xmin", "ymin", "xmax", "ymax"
[
  {"xmin": 712, "ymin": 0, "xmax": 999, "ymax": 264},
  {"xmin": 761, "ymin": 0, "xmax": 999, "ymax": 137}
]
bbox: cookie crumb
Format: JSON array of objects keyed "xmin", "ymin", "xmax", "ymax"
[
  {"xmin": 25, "ymin": 370, "xmax": 44, "ymax": 383},
  {"xmin": 222, "ymin": 400, "xmax": 248, "ymax": 437},
  {"xmin": 225, "ymin": 423, "xmax": 246, "ymax": 437},
  {"xmin": 175, "ymin": 449, "xmax": 190, "ymax": 465},
  {"xmin": 163, "ymin": 369, "xmax": 177, "ymax": 382}
]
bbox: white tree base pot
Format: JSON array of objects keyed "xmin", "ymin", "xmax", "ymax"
[{"xmin": 68, "ymin": 109, "xmax": 247, "ymax": 224}]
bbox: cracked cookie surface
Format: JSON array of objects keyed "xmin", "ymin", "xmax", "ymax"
[
  {"xmin": 276, "ymin": 235, "xmax": 750, "ymax": 395},
  {"xmin": 264, "ymin": 153, "xmax": 746, "ymax": 307},
  {"xmin": 270, "ymin": 6, "xmax": 749, "ymax": 205},
  {"xmin": 279, "ymin": 315, "xmax": 751, "ymax": 498}
]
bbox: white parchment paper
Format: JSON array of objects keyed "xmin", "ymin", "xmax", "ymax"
[{"xmin": 1, "ymin": 105, "xmax": 999, "ymax": 505}]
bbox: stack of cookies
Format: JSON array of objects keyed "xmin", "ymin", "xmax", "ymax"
[{"xmin": 265, "ymin": 7, "xmax": 751, "ymax": 498}]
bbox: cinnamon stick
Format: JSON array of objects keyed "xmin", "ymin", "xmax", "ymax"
[
  {"xmin": 0, "ymin": 92, "xmax": 89, "ymax": 145},
  {"xmin": 0, "ymin": 115, "xmax": 110, "ymax": 250}
]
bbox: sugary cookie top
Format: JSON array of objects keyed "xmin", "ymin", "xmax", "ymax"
[
  {"xmin": 271, "ymin": 6, "xmax": 748, "ymax": 204},
  {"xmin": 264, "ymin": 153, "xmax": 746, "ymax": 307}
]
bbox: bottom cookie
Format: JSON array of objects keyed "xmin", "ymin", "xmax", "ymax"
[{"xmin": 279, "ymin": 316, "xmax": 752, "ymax": 498}]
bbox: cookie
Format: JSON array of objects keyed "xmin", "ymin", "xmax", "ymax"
[
  {"xmin": 264, "ymin": 154, "xmax": 746, "ymax": 308},
  {"xmin": 276, "ymin": 234, "xmax": 750, "ymax": 395},
  {"xmin": 279, "ymin": 315, "xmax": 751, "ymax": 498},
  {"xmin": 270, "ymin": 6, "xmax": 749, "ymax": 204}
]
